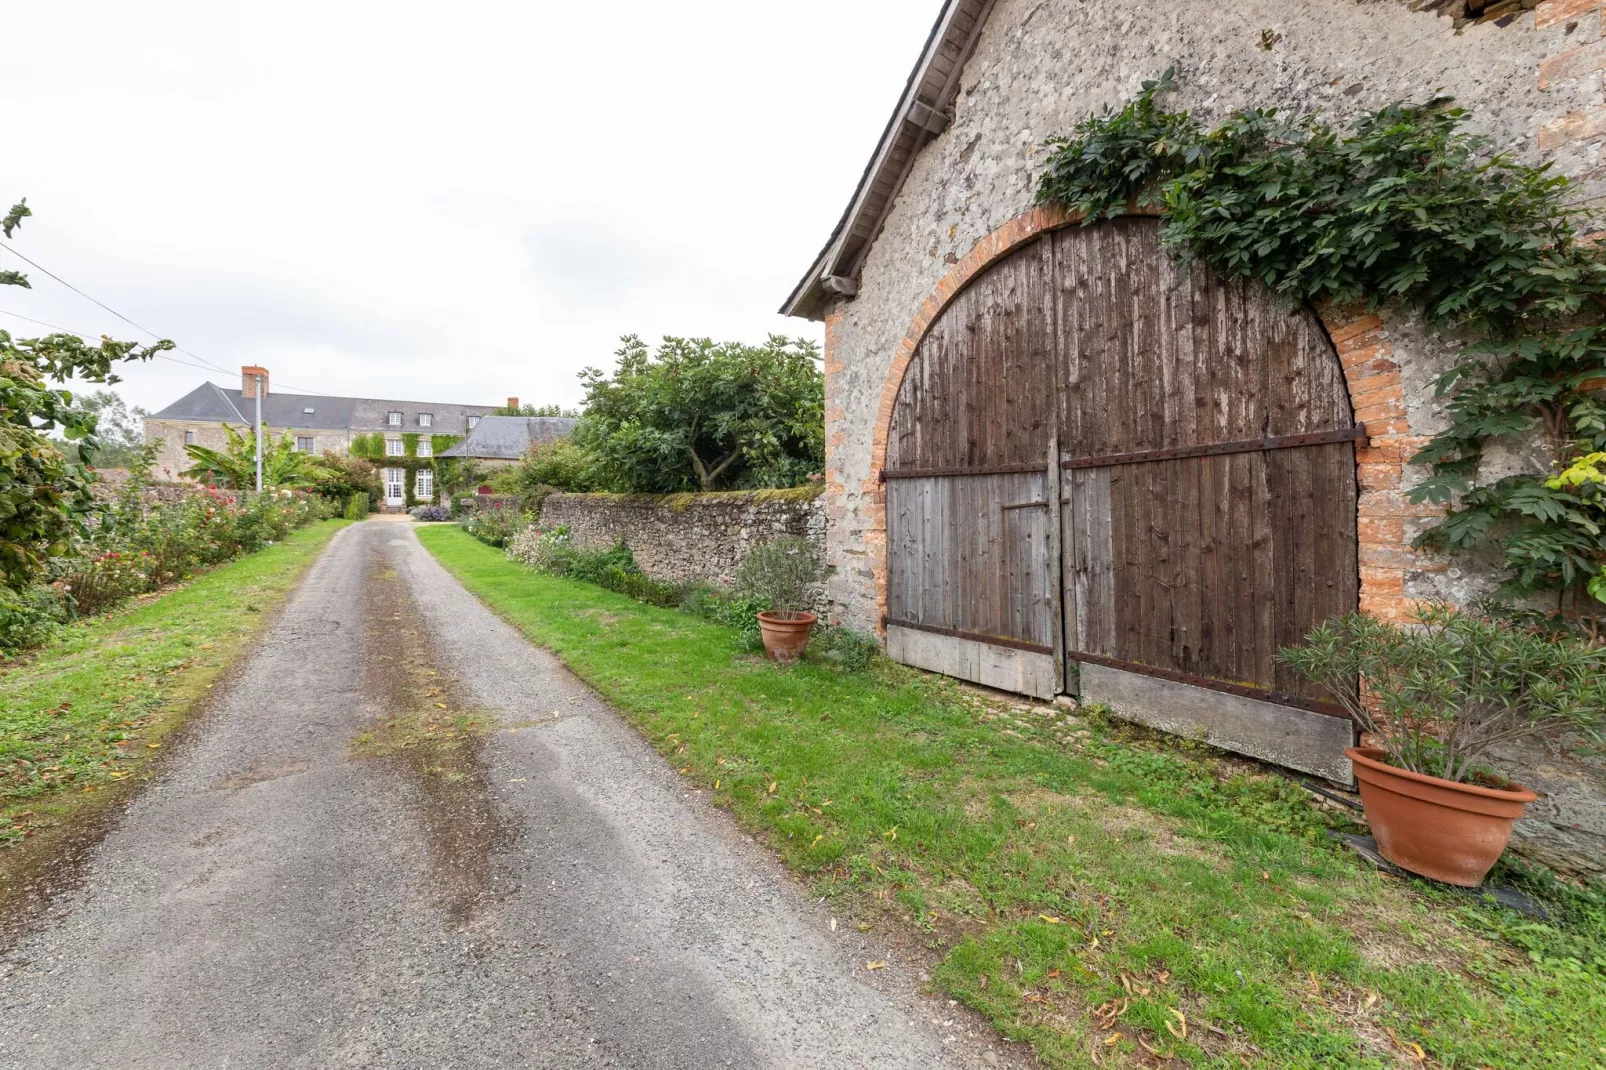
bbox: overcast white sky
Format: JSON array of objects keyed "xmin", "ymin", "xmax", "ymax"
[{"xmin": 1, "ymin": 1, "xmax": 937, "ymax": 415}]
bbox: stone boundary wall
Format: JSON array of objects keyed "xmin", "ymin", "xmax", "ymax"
[
  {"xmin": 88, "ymin": 475, "xmax": 239, "ymax": 508},
  {"xmin": 537, "ymin": 490, "xmax": 826, "ymax": 593}
]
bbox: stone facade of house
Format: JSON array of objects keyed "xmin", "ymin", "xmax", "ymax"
[
  {"xmin": 142, "ymin": 366, "xmax": 505, "ymax": 506},
  {"xmin": 790, "ymin": 0, "xmax": 1606, "ymax": 874}
]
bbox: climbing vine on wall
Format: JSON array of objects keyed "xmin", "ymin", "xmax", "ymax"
[
  {"xmin": 1037, "ymin": 71, "xmax": 1606, "ymax": 629},
  {"xmin": 348, "ymin": 432, "xmax": 462, "ymax": 509}
]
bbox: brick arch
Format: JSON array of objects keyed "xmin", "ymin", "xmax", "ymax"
[{"xmin": 859, "ymin": 207, "xmax": 1429, "ymax": 634}]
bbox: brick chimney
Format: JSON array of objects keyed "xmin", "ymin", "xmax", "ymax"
[
  {"xmin": 506, "ymin": 397, "xmax": 518, "ymax": 410},
  {"xmin": 241, "ymin": 365, "xmax": 270, "ymax": 398}
]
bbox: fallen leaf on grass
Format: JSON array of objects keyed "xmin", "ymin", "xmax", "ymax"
[
  {"xmin": 767, "ymin": 782, "xmax": 778, "ymax": 795},
  {"xmin": 146, "ymin": 743, "xmax": 161, "ymax": 749},
  {"xmin": 1039, "ymin": 914, "xmax": 1063, "ymax": 924},
  {"xmin": 434, "ymin": 703, "xmax": 447, "ymax": 709},
  {"xmin": 829, "ymin": 917, "xmax": 837, "ymax": 932},
  {"xmin": 884, "ymin": 826, "xmax": 898, "ymax": 841},
  {"xmin": 1166, "ymin": 1008, "xmax": 1187, "ymax": 1040},
  {"xmin": 1138, "ymin": 1036, "xmax": 1173, "ymax": 1061},
  {"xmin": 1383, "ymin": 1028, "xmax": 1426, "ymax": 1063},
  {"xmin": 810, "ymin": 835, "xmax": 823, "ymax": 848},
  {"xmin": 864, "ymin": 961, "xmax": 887, "ymax": 971},
  {"xmin": 1103, "ymin": 1032, "xmax": 1124, "ymax": 1046}
]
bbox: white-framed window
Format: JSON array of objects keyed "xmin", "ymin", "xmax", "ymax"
[
  {"xmin": 418, "ymin": 413, "xmax": 433, "ymax": 427},
  {"xmin": 385, "ymin": 468, "xmax": 405, "ymax": 502},
  {"xmin": 387, "ymin": 411, "xmax": 403, "ymax": 427},
  {"xmin": 467, "ymin": 415, "xmax": 480, "ymax": 429},
  {"xmin": 386, "ymin": 438, "xmax": 404, "ymax": 457},
  {"xmin": 296, "ymin": 436, "xmax": 314, "ymax": 453},
  {"xmin": 184, "ymin": 430, "xmax": 197, "ymax": 445},
  {"xmin": 416, "ymin": 438, "xmax": 432, "ymax": 458},
  {"xmin": 303, "ymin": 406, "xmax": 316, "ymax": 415},
  {"xmin": 415, "ymin": 469, "xmax": 434, "ymax": 499}
]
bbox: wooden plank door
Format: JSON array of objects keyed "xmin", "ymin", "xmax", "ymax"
[
  {"xmin": 883, "ymin": 238, "xmax": 1060, "ymax": 697},
  {"xmin": 1051, "ymin": 219, "xmax": 1358, "ymax": 779}
]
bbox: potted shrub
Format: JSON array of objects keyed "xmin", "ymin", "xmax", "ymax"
[
  {"xmin": 736, "ymin": 536, "xmax": 823, "ymax": 663},
  {"xmin": 1280, "ymin": 603, "xmax": 1605, "ymax": 886}
]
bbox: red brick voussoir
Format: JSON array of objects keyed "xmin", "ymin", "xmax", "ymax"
[{"xmin": 850, "ymin": 207, "xmax": 1437, "ymax": 637}]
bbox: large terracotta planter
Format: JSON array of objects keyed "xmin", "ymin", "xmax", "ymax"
[
  {"xmin": 1346, "ymin": 746, "xmax": 1536, "ymax": 887},
  {"xmin": 757, "ymin": 611, "xmax": 816, "ymax": 663}
]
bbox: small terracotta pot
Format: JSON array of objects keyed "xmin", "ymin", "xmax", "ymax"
[
  {"xmin": 1346, "ymin": 746, "xmax": 1536, "ymax": 887},
  {"xmin": 757, "ymin": 611, "xmax": 817, "ymax": 663}
]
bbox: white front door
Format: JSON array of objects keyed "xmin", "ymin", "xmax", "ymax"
[{"xmin": 384, "ymin": 467, "xmax": 405, "ymax": 507}]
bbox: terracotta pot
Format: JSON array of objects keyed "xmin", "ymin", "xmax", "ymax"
[
  {"xmin": 1346, "ymin": 746, "xmax": 1536, "ymax": 887},
  {"xmin": 757, "ymin": 611, "xmax": 816, "ymax": 663}
]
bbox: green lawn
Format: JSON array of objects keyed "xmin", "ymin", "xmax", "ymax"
[
  {"xmin": 1, "ymin": 519, "xmax": 351, "ymax": 853},
  {"xmin": 421, "ymin": 525, "xmax": 1606, "ymax": 1070}
]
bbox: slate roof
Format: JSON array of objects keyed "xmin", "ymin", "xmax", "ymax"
[
  {"xmin": 148, "ymin": 382, "xmax": 496, "ymax": 433},
  {"xmin": 438, "ymin": 416, "xmax": 579, "ymax": 460}
]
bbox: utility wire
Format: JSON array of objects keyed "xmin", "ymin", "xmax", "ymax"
[
  {"xmin": 0, "ymin": 306, "xmax": 231, "ymax": 376},
  {"xmin": 0, "ymin": 240, "xmax": 337, "ymax": 396}
]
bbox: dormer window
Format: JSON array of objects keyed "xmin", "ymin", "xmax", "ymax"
[
  {"xmin": 303, "ymin": 407, "xmax": 316, "ymax": 415},
  {"xmin": 419, "ymin": 413, "xmax": 433, "ymax": 427},
  {"xmin": 388, "ymin": 411, "xmax": 403, "ymax": 427}
]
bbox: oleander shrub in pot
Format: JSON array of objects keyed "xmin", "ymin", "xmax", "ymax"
[
  {"xmin": 736, "ymin": 536, "xmax": 823, "ymax": 663},
  {"xmin": 1279, "ymin": 603, "xmax": 1606, "ymax": 886}
]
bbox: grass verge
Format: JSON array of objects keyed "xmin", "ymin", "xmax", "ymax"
[
  {"xmin": 1, "ymin": 519, "xmax": 351, "ymax": 856},
  {"xmin": 420, "ymin": 526, "xmax": 1606, "ymax": 1070}
]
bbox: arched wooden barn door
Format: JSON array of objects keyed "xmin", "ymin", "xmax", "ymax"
[{"xmin": 884, "ymin": 218, "xmax": 1360, "ymax": 778}]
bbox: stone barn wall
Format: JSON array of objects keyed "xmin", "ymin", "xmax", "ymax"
[
  {"xmin": 813, "ymin": 0, "xmax": 1606, "ymax": 875},
  {"xmin": 537, "ymin": 489, "xmax": 826, "ymax": 591}
]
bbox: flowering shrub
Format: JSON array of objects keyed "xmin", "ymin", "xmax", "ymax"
[
  {"xmin": 507, "ymin": 525, "xmax": 573, "ymax": 571},
  {"xmin": 409, "ymin": 505, "xmax": 451, "ymax": 522},
  {"xmin": 2, "ymin": 487, "xmax": 332, "ymax": 653},
  {"xmin": 459, "ymin": 503, "xmax": 530, "ymax": 548}
]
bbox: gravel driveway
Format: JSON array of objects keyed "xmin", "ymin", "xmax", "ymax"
[{"xmin": 0, "ymin": 521, "xmax": 994, "ymax": 1069}]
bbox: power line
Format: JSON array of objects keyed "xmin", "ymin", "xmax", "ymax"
[
  {"xmin": 0, "ymin": 306, "xmax": 235, "ymax": 377},
  {"xmin": 0, "ymin": 239, "xmax": 338, "ymax": 395}
]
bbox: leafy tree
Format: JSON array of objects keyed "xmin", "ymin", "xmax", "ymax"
[
  {"xmin": 491, "ymin": 402, "xmax": 580, "ymax": 417},
  {"xmin": 495, "ymin": 439, "xmax": 597, "ymax": 495},
  {"xmin": 0, "ymin": 198, "xmax": 173, "ymax": 589},
  {"xmin": 55, "ymin": 390, "xmax": 150, "ymax": 469},
  {"xmin": 309, "ymin": 449, "xmax": 381, "ymax": 506},
  {"xmin": 576, "ymin": 334, "xmax": 823, "ymax": 493},
  {"xmin": 181, "ymin": 424, "xmax": 334, "ymax": 489}
]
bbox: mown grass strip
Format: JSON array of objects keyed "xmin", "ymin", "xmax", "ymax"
[
  {"xmin": 421, "ymin": 526, "xmax": 1606, "ymax": 1070},
  {"xmin": 1, "ymin": 519, "xmax": 352, "ymax": 848}
]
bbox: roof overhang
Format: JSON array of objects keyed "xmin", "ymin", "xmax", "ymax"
[{"xmin": 779, "ymin": 0, "xmax": 999, "ymax": 322}]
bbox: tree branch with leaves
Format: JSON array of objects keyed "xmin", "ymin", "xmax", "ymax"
[{"xmin": 0, "ymin": 198, "xmax": 174, "ymax": 588}]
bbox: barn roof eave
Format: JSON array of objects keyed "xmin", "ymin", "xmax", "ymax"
[{"xmin": 778, "ymin": 0, "xmax": 1000, "ymax": 323}]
